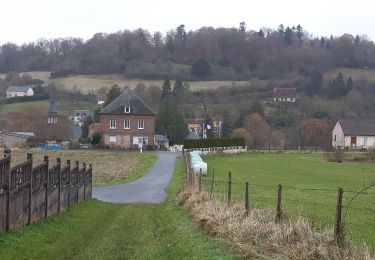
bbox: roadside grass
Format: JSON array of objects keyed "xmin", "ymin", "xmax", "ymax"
[
  {"xmin": 2, "ymin": 149, "xmax": 156, "ymax": 186},
  {"xmin": 203, "ymin": 153, "xmax": 375, "ymax": 251},
  {"xmin": 0, "ymin": 157, "xmax": 235, "ymax": 259}
]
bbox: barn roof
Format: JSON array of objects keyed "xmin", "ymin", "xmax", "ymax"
[
  {"xmin": 339, "ymin": 118, "xmax": 375, "ymax": 136},
  {"xmin": 7, "ymin": 86, "xmax": 32, "ymax": 93},
  {"xmin": 273, "ymin": 88, "xmax": 296, "ymax": 98},
  {"xmin": 100, "ymin": 89, "xmax": 154, "ymax": 115}
]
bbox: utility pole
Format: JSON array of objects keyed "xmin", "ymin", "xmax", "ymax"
[{"xmin": 201, "ymin": 102, "xmax": 208, "ymax": 139}]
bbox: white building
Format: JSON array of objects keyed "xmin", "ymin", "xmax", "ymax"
[
  {"xmin": 70, "ymin": 110, "xmax": 92, "ymax": 126},
  {"xmin": 332, "ymin": 119, "xmax": 375, "ymax": 149},
  {"xmin": 273, "ymin": 88, "xmax": 296, "ymax": 102},
  {"xmin": 6, "ymin": 86, "xmax": 34, "ymax": 98}
]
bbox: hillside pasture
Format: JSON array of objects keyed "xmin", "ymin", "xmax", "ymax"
[
  {"xmin": 203, "ymin": 153, "xmax": 375, "ymax": 251},
  {"xmin": 324, "ymin": 67, "xmax": 375, "ymax": 82}
]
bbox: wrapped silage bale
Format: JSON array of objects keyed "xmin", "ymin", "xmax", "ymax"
[{"xmin": 190, "ymin": 151, "xmax": 207, "ymax": 175}]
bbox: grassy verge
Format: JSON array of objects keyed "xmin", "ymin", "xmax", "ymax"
[
  {"xmin": 203, "ymin": 153, "xmax": 375, "ymax": 251},
  {"xmin": 0, "ymin": 157, "xmax": 235, "ymax": 259}
]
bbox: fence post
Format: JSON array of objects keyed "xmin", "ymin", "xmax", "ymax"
[
  {"xmin": 44, "ymin": 155, "xmax": 49, "ymax": 218},
  {"xmin": 89, "ymin": 162, "xmax": 93, "ymax": 198},
  {"xmin": 76, "ymin": 161, "xmax": 79, "ymax": 204},
  {"xmin": 5, "ymin": 149, "xmax": 11, "ymax": 232},
  {"xmin": 57, "ymin": 158, "xmax": 61, "ymax": 212},
  {"xmin": 245, "ymin": 182, "xmax": 249, "ymax": 216},
  {"xmin": 198, "ymin": 168, "xmax": 202, "ymax": 191},
  {"xmin": 227, "ymin": 171, "xmax": 232, "ymax": 206},
  {"xmin": 334, "ymin": 188, "xmax": 344, "ymax": 244},
  {"xmin": 27, "ymin": 153, "xmax": 33, "ymax": 225},
  {"xmin": 83, "ymin": 162, "xmax": 86, "ymax": 201},
  {"xmin": 67, "ymin": 160, "xmax": 71, "ymax": 208},
  {"xmin": 275, "ymin": 184, "xmax": 283, "ymax": 223},
  {"xmin": 209, "ymin": 169, "xmax": 215, "ymax": 199}
]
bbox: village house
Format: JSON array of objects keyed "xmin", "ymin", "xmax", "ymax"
[
  {"xmin": 70, "ymin": 110, "xmax": 92, "ymax": 126},
  {"xmin": 154, "ymin": 135, "xmax": 169, "ymax": 148},
  {"xmin": 184, "ymin": 118, "xmax": 204, "ymax": 134},
  {"xmin": 332, "ymin": 119, "xmax": 375, "ymax": 149},
  {"xmin": 0, "ymin": 131, "xmax": 34, "ymax": 148},
  {"xmin": 273, "ymin": 88, "xmax": 296, "ymax": 102},
  {"xmin": 97, "ymin": 90, "xmax": 155, "ymax": 148},
  {"xmin": 6, "ymin": 86, "xmax": 34, "ymax": 98}
]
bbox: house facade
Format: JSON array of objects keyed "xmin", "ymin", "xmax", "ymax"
[
  {"xmin": 273, "ymin": 88, "xmax": 296, "ymax": 102},
  {"xmin": 98, "ymin": 90, "xmax": 155, "ymax": 148},
  {"xmin": 70, "ymin": 110, "xmax": 91, "ymax": 126},
  {"xmin": 332, "ymin": 119, "xmax": 375, "ymax": 148},
  {"xmin": 7, "ymin": 86, "xmax": 34, "ymax": 98}
]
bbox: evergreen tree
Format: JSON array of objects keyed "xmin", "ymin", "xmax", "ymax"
[
  {"xmin": 190, "ymin": 58, "xmax": 212, "ymax": 79},
  {"xmin": 156, "ymin": 100, "xmax": 188, "ymax": 144},
  {"xmin": 172, "ymin": 79, "xmax": 184, "ymax": 97},
  {"xmin": 161, "ymin": 79, "xmax": 171, "ymax": 100},
  {"xmin": 346, "ymin": 76, "xmax": 353, "ymax": 95},
  {"xmin": 284, "ymin": 27, "xmax": 293, "ymax": 46},
  {"xmin": 305, "ymin": 71, "xmax": 323, "ymax": 96},
  {"xmin": 239, "ymin": 22, "xmax": 246, "ymax": 33},
  {"xmin": 257, "ymin": 29, "xmax": 265, "ymax": 38},
  {"xmin": 104, "ymin": 84, "xmax": 122, "ymax": 107}
]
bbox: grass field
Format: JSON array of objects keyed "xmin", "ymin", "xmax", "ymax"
[
  {"xmin": 0, "ymin": 71, "xmax": 252, "ymax": 93},
  {"xmin": 0, "ymin": 157, "xmax": 235, "ymax": 259},
  {"xmin": 1, "ymin": 149, "xmax": 156, "ymax": 186},
  {"xmin": 203, "ymin": 153, "xmax": 375, "ymax": 251},
  {"xmin": 324, "ymin": 67, "xmax": 375, "ymax": 82}
]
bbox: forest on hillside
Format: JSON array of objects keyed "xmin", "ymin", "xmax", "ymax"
[{"xmin": 0, "ymin": 23, "xmax": 374, "ymax": 80}]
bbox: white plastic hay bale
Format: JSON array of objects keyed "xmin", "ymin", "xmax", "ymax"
[{"xmin": 192, "ymin": 161, "xmax": 207, "ymax": 175}]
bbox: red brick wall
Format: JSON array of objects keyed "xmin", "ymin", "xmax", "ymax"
[{"xmin": 99, "ymin": 114, "xmax": 155, "ymax": 147}]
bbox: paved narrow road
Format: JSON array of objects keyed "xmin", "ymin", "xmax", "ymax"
[{"xmin": 92, "ymin": 152, "xmax": 181, "ymax": 204}]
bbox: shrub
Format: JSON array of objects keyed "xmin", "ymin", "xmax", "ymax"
[{"xmin": 183, "ymin": 137, "xmax": 245, "ymax": 149}]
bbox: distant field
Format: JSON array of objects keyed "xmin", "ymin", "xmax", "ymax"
[
  {"xmin": 0, "ymin": 71, "xmax": 251, "ymax": 93},
  {"xmin": 324, "ymin": 67, "xmax": 375, "ymax": 82},
  {"xmin": 0, "ymin": 100, "xmax": 98, "ymax": 116},
  {"xmin": 203, "ymin": 153, "xmax": 375, "ymax": 250}
]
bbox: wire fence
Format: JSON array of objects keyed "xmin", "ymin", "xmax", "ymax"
[{"xmin": 183, "ymin": 152, "xmax": 375, "ymax": 247}]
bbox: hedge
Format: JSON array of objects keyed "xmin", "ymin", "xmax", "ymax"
[
  {"xmin": 183, "ymin": 137, "xmax": 245, "ymax": 149},
  {"xmin": 5, "ymin": 93, "xmax": 50, "ymax": 104}
]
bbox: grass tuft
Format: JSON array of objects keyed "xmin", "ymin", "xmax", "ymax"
[{"xmin": 178, "ymin": 187, "xmax": 373, "ymax": 259}]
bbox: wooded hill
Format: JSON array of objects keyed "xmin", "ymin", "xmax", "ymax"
[{"xmin": 0, "ymin": 23, "xmax": 374, "ymax": 81}]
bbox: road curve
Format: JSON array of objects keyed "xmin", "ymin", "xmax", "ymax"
[{"xmin": 92, "ymin": 152, "xmax": 181, "ymax": 204}]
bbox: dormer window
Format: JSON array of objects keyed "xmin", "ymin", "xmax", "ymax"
[{"xmin": 124, "ymin": 105, "xmax": 131, "ymax": 113}]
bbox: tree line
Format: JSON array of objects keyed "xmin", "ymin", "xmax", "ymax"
[{"xmin": 0, "ymin": 23, "xmax": 374, "ymax": 80}]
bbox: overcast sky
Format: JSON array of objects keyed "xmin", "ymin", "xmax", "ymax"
[{"xmin": 1, "ymin": 0, "xmax": 374, "ymax": 45}]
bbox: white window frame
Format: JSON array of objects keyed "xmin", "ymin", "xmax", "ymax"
[
  {"xmin": 110, "ymin": 119, "xmax": 116, "ymax": 129},
  {"xmin": 124, "ymin": 119, "xmax": 131, "ymax": 129},
  {"xmin": 124, "ymin": 106, "xmax": 130, "ymax": 113},
  {"xmin": 109, "ymin": 135, "xmax": 117, "ymax": 143},
  {"xmin": 364, "ymin": 136, "xmax": 368, "ymax": 146},
  {"xmin": 138, "ymin": 120, "xmax": 144, "ymax": 129}
]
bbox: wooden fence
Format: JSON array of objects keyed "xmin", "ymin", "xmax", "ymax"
[{"xmin": 0, "ymin": 149, "xmax": 92, "ymax": 232}]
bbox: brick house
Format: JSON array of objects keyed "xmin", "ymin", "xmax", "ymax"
[{"xmin": 98, "ymin": 90, "xmax": 155, "ymax": 148}]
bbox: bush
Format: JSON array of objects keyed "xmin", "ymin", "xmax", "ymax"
[
  {"xmin": 324, "ymin": 148, "xmax": 345, "ymax": 162},
  {"xmin": 183, "ymin": 137, "xmax": 245, "ymax": 149}
]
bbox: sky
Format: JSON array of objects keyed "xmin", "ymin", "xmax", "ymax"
[{"xmin": 1, "ymin": 0, "xmax": 374, "ymax": 45}]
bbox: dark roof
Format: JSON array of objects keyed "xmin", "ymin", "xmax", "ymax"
[
  {"xmin": 72, "ymin": 125, "xmax": 82, "ymax": 139},
  {"xmin": 48, "ymin": 85, "xmax": 57, "ymax": 115},
  {"xmin": 273, "ymin": 88, "xmax": 296, "ymax": 98},
  {"xmin": 186, "ymin": 131, "xmax": 200, "ymax": 140},
  {"xmin": 0, "ymin": 131, "xmax": 31, "ymax": 139},
  {"xmin": 72, "ymin": 110, "xmax": 91, "ymax": 116},
  {"xmin": 7, "ymin": 86, "xmax": 32, "ymax": 93},
  {"xmin": 155, "ymin": 135, "xmax": 169, "ymax": 142},
  {"xmin": 339, "ymin": 118, "xmax": 375, "ymax": 136},
  {"xmin": 100, "ymin": 89, "xmax": 154, "ymax": 115}
]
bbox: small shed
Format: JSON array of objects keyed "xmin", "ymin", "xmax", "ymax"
[{"xmin": 154, "ymin": 135, "xmax": 169, "ymax": 148}]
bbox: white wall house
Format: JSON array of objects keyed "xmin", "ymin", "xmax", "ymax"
[
  {"xmin": 332, "ymin": 119, "xmax": 375, "ymax": 148},
  {"xmin": 6, "ymin": 86, "xmax": 34, "ymax": 98},
  {"xmin": 272, "ymin": 88, "xmax": 296, "ymax": 102}
]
